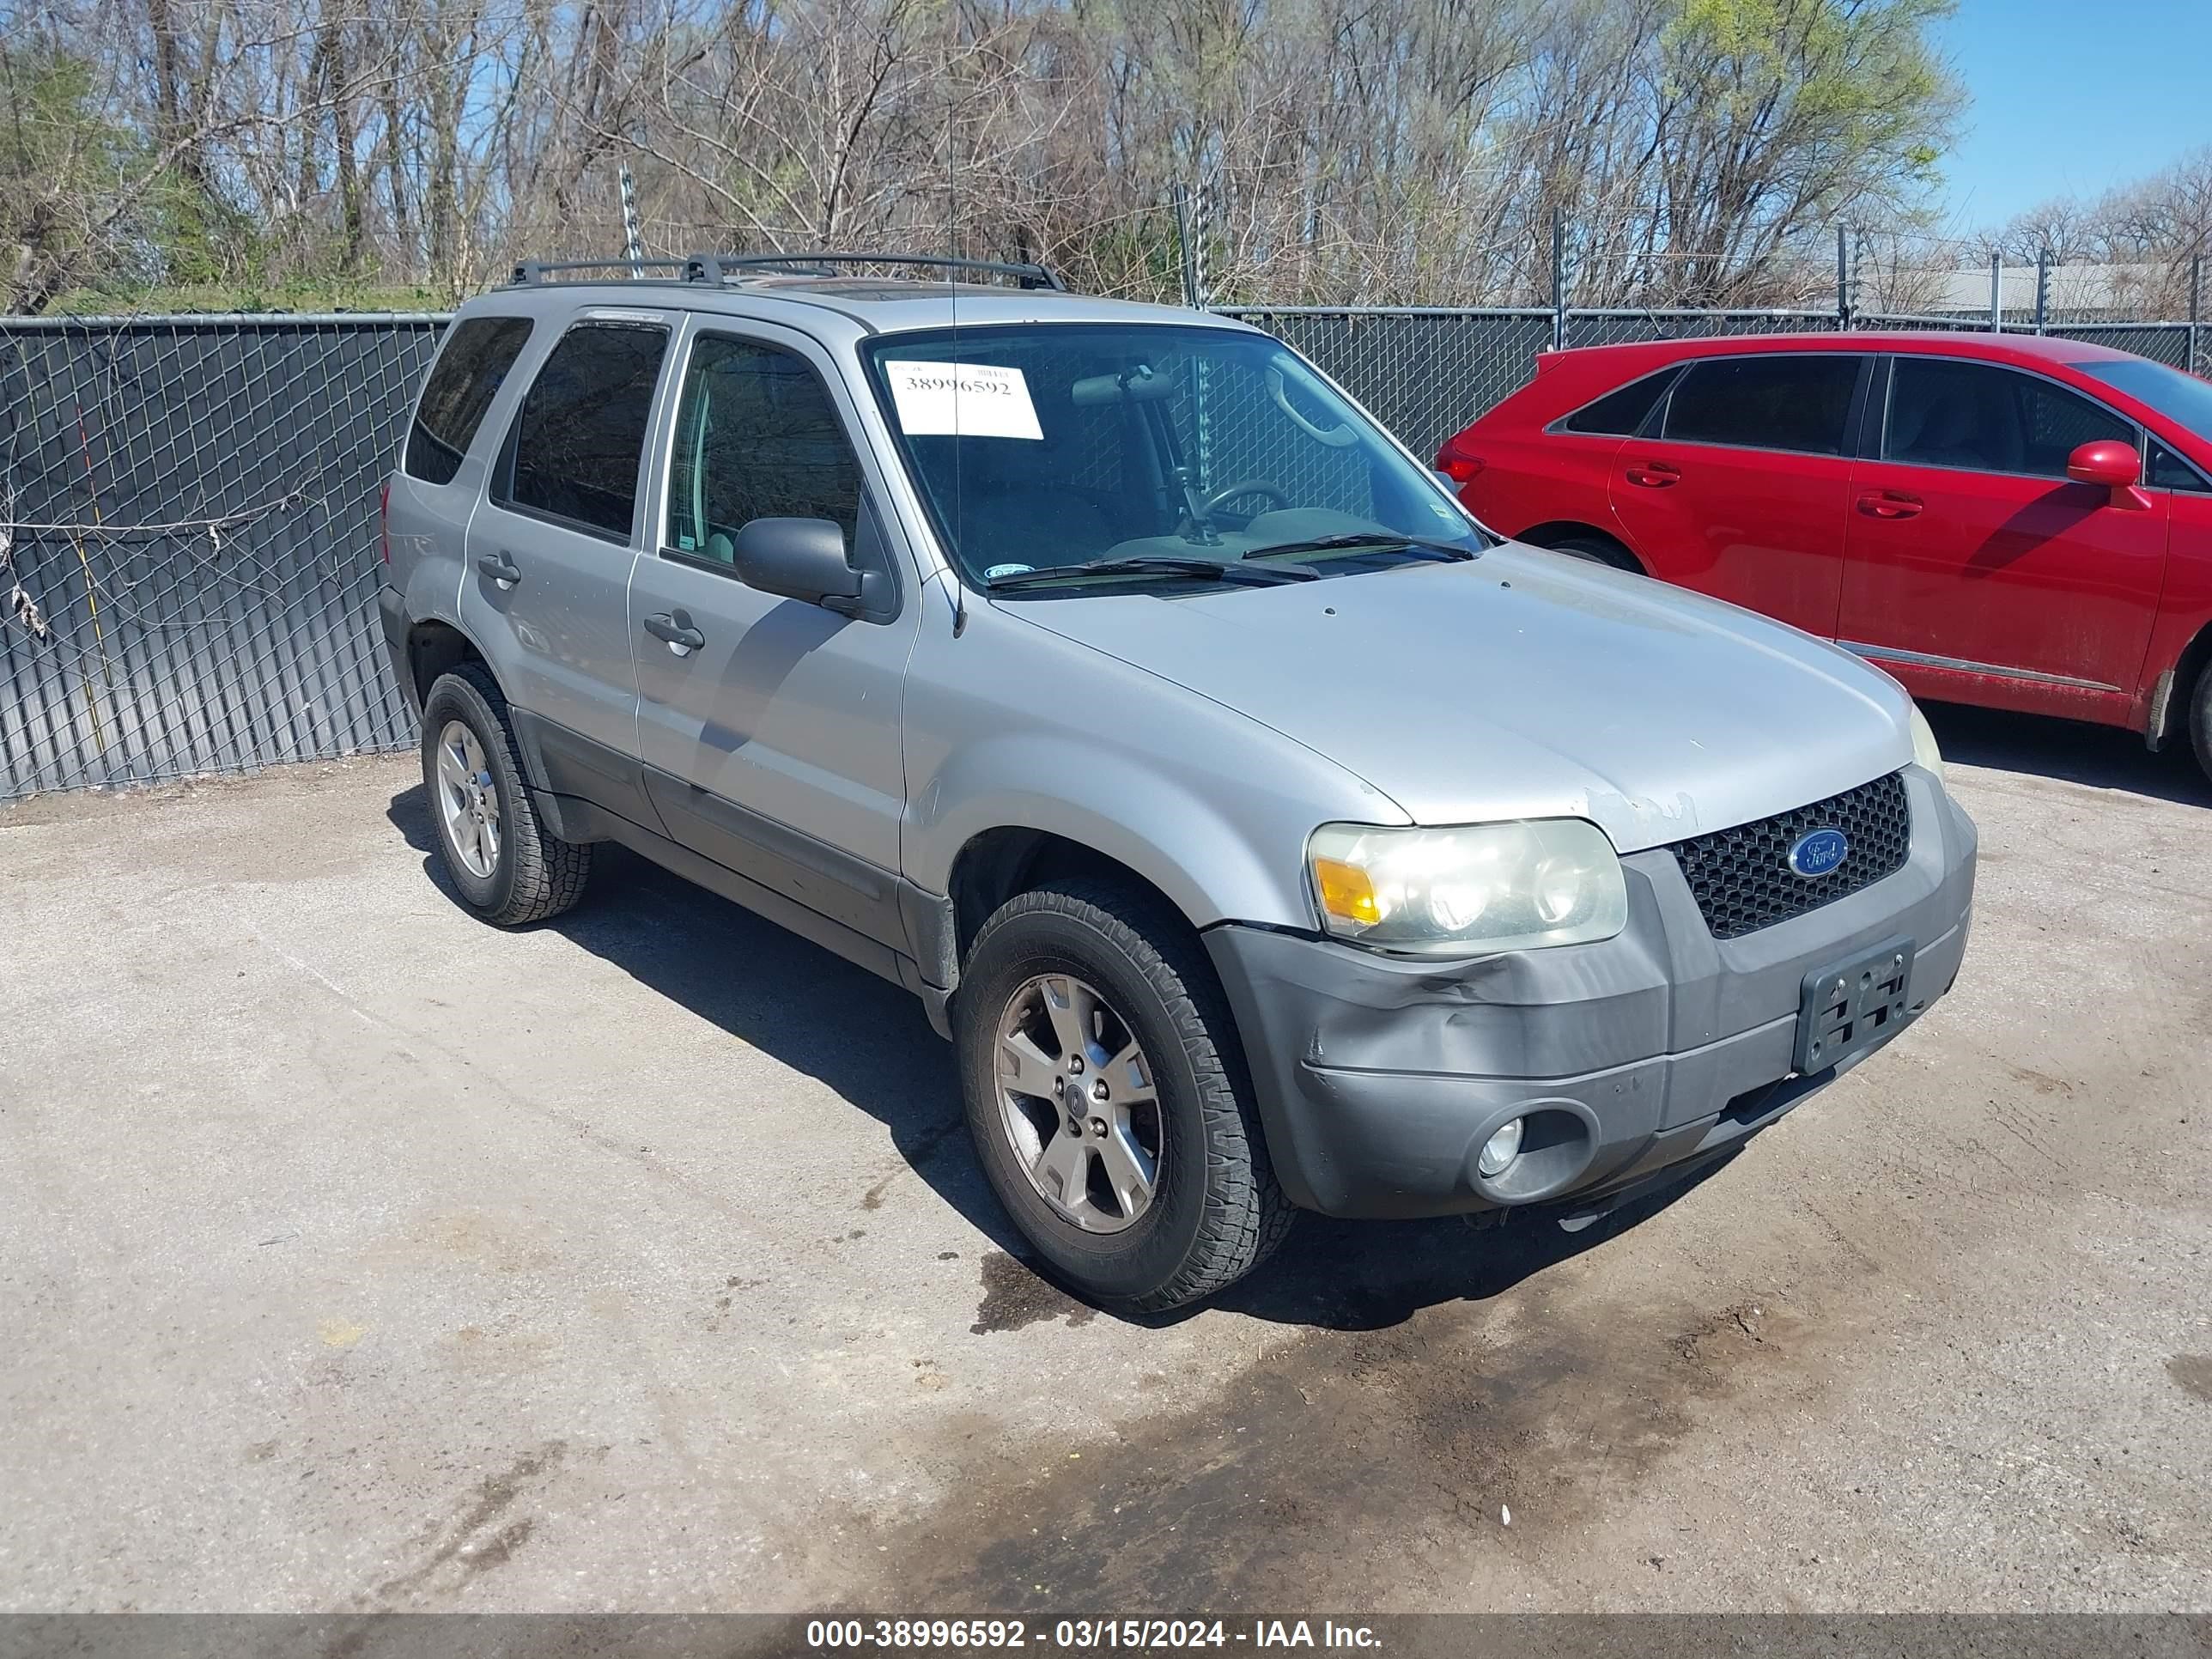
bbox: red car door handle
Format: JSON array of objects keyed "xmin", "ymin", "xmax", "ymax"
[
  {"xmin": 1856, "ymin": 491, "xmax": 1923, "ymax": 520},
  {"xmin": 1625, "ymin": 461, "xmax": 1680, "ymax": 489}
]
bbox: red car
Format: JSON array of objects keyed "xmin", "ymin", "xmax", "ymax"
[{"xmin": 1436, "ymin": 331, "xmax": 2212, "ymax": 778}]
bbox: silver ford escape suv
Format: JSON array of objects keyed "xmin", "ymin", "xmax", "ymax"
[{"xmin": 378, "ymin": 252, "xmax": 1977, "ymax": 1313}]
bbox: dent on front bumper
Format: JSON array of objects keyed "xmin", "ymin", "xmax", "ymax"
[{"xmin": 1205, "ymin": 768, "xmax": 1977, "ymax": 1220}]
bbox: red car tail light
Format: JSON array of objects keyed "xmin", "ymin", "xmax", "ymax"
[{"xmin": 1434, "ymin": 432, "xmax": 1485, "ymax": 483}]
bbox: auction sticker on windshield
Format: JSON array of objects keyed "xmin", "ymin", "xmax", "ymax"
[{"xmin": 885, "ymin": 361, "xmax": 1044, "ymax": 439}]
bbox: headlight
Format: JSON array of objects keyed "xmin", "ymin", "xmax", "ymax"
[
  {"xmin": 1909, "ymin": 704, "xmax": 1945, "ymax": 783},
  {"xmin": 1308, "ymin": 818, "xmax": 1628, "ymax": 955}
]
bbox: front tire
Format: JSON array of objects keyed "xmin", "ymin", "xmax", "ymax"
[
  {"xmin": 2192, "ymin": 662, "xmax": 2212, "ymax": 786},
  {"xmin": 418, "ymin": 665, "xmax": 592, "ymax": 927},
  {"xmin": 954, "ymin": 879, "xmax": 1293, "ymax": 1313}
]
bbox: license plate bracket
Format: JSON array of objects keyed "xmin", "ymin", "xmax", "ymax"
[{"xmin": 1795, "ymin": 935, "xmax": 1914, "ymax": 1074}]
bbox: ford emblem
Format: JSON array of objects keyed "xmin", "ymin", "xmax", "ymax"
[{"xmin": 1788, "ymin": 828, "xmax": 1850, "ymax": 878}]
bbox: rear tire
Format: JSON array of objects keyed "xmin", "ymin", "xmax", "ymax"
[
  {"xmin": 953, "ymin": 878, "xmax": 1293, "ymax": 1313},
  {"xmin": 419, "ymin": 665, "xmax": 592, "ymax": 927},
  {"xmin": 1540, "ymin": 532, "xmax": 1642, "ymax": 573}
]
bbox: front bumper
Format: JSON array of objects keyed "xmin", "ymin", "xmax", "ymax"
[{"xmin": 1205, "ymin": 768, "xmax": 1976, "ymax": 1219}]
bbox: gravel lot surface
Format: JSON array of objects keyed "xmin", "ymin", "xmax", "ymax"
[{"xmin": 3, "ymin": 705, "xmax": 2208, "ymax": 1616}]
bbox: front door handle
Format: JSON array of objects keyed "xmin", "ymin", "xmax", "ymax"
[
  {"xmin": 1856, "ymin": 490, "xmax": 1923, "ymax": 520},
  {"xmin": 477, "ymin": 552, "xmax": 522, "ymax": 586},
  {"xmin": 1625, "ymin": 460, "xmax": 1681, "ymax": 489},
  {"xmin": 642, "ymin": 610, "xmax": 706, "ymax": 653}
]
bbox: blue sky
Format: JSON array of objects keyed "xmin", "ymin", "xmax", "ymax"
[{"xmin": 1936, "ymin": 0, "xmax": 2212, "ymax": 228}]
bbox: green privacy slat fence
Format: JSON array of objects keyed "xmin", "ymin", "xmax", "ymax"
[{"xmin": 3, "ymin": 307, "xmax": 2202, "ymax": 798}]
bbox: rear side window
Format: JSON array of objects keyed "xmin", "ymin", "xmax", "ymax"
[
  {"xmin": 496, "ymin": 321, "xmax": 671, "ymax": 538},
  {"xmin": 404, "ymin": 317, "xmax": 533, "ymax": 484},
  {"xmin": 1561, "ymin": 368, "xmax": 1676, "ymax": 435},
  {"xmin": 1886, "ymin": 358, "xmax": 2132, "ymax": 479},
  {"xmin": 667, "ymin": 335, "xmax": 863, "ymax": 559},
  {"xmin": 1663, "ymin": 356, "xmax": 1861, "ymax": 455}
]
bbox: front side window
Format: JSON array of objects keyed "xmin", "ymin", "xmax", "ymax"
[
  {"xmin": 405, "ymin": 316, "xmax": 533, "ymax": 484},
  {"xmin": 1885, "ymin": 358, "xmax": 2132, "ymax": 479},
  {"xmin": 1662, "ymin": 356, "xmax": 1862, "ymax": 455},
  {"xmin": 667, "ymin": 335, "xmax": 864, "ymax": 562},
  {"xmin": 2148, "ymin": 439, "xmax": 2209, "ymax": 493},
  {"xmin": 496, "ymin": 320, "xmax": 671, "ymax": 538},
  {"xmin": 860, "ymin": 325, "xmax": 1482, "ymax": 591}
]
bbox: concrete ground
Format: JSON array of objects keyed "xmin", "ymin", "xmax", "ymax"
[{"xmin": 2, "ymin": 704, "xmax": 2209, "ymax": 1616}]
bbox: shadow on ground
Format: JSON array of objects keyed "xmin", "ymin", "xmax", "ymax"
[
  {"xmin": 387, "ymin": 782, "xmax": 1017, "ymax": 1262},
  {"xmin": 1924, "ymin": 700, "xmax": 2212, "ymax": 807},
  {"xmin": 1202, "ymin": 1153, "xmax": 1736, "ymax": 1331},
  {"xmin": 389, "ymin": 781, "xmax": 1746, "ymax": 1334}
]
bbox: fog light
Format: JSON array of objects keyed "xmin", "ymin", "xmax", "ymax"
[{"xmin": 1477, "ymin": 1117, "xmax": 1524, "ymax": 1178}]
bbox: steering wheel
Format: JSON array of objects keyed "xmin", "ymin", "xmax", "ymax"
[{"xmin": 1203, "ymin": 478, "xmax": 1291, "ymax": 516}]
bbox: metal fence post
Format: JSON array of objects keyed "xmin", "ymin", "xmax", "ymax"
[
  {"xmin": 1192, "ymin": 183, "xmax": 1211, "ymax": 311},
  {"xmin": 2191, "ymin": 253, "xmax": 2204, "ymax": 377},
  {"xmin": 1551, "ymin": 209, "xmax": 1567, "ymax": 351},
  {"xmin": 1837, "ymin": 226, "xmax": 1852, "ymax": 331},
  {"xmin": 1990, "ymin": 252, "xmax": 2003, "ymax": 332},
  {"xmin": 2034, "ymin": 247, "xmax": 2049, "ymax": 334},
  {"xmin": 1171, "ymin": 185, "xmax": 1200, "ymax": 309},
  {"xmin": 619, "ymin": 166, "xmax": 643, "ymax": 275}
]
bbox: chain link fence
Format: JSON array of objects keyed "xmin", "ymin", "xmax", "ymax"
[
  {"xmin": 3, "ymin": 299, "xmax": 2208, "ymax": 798},
  {"xmin": 1, "ymin": 314, "xmax": 443, "ymax": 797},
  {"xmin": 1216, "ymin": 305, "xmax": 2208, "ymax": 466}
]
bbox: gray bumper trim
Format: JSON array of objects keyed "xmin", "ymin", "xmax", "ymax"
[
  {"xmin": 376, "ymin": 586, "xmax": 417, "ymax": 717},
  {"xmin": 1206, "ymin": 770, "xmax": 1977, "ymax": 1218}
]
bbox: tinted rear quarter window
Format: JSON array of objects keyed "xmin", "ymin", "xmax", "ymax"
[
  {"xmin": 404, "ymin": 316, "xmax": 533, "ymax": 484},
  {"xmin": 1663, "ymin": 355, "xmax": 1861, "ymax": 454},
  {"xmin": 1561, "ymin": 368, "xmax": 1676, "ymax": 435},
  {"xmin": 496, "ymin": 321, "xmax": 671, "ymax": 538}
]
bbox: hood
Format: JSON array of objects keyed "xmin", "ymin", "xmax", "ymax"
[{"xmin": 995, "ymin": 544, "xmax": 1915, "ymax": 854}]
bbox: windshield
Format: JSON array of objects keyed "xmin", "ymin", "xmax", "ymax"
[
  {"xmin": 2075, "ymin": 357, "xmax": 2212, "ymax": 443},
  {"xmin": 860, "ymin": 324, "xmax": 1486, "ymax": 592}
]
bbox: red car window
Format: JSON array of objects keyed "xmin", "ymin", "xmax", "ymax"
[
  {"xmin": 1663, "ymin": 356, "xmax": 1860, "ymax": 455},
  {"xmin": 1560, "ymin": 368, "xmax": 1678, "ymax": 435},
  {"xmin": 1884, "ymin": 358, "xmax": 2131, "ymax": 479}
]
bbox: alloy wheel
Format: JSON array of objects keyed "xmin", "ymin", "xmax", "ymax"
[
  {"xmin": 434, "ymin": 720, "xmax": 502, "ymax": 880},
  {"xmin": 994, "ymin": 974, "xmax": 1163, "ymax": 1234}
]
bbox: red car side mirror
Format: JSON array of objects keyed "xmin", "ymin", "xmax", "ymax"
[{"xmin": 2067, "ymin": 438, "xmax": 2142, "ymax": 491}]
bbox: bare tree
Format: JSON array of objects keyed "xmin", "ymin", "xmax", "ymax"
[{"xmin": 4, "ymin": 0, "xmax": 1966, "ymax": 313}]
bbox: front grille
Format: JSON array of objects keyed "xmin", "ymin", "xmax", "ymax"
[{"xmin": 1665, "ymin": 771, "xmax": 1911, "ymax": 940}]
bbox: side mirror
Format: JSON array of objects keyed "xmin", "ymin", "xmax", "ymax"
[
  {"xmin": 2066, "ymin": 439, "xmax": 2142, "ymax": 495},
  {"xmin": 733, "ymin": 517, "xmax": 866, "ymax": 609}
]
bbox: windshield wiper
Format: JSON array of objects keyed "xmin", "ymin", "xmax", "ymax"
[
  {"xmin": 1240, "ymin": 532, "xmax": 1480, "ymax": 564},
  {"xmin": 984, "ymin": 556, "xmax": 1316, "ymax": 591}
]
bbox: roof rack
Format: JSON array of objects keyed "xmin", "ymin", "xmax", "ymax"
[
  {"xmin": 683, "ymin": 252, "xmax": 1066, "ymax": 291},
  {"xmin": 506, "ymin": 257, "xmax": 690, "ymax": 286},
  {"xmin": 502, "ymin": 251, "xmax": 1067, "ymax": 292}
]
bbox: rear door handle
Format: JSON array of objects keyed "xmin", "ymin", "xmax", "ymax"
[
  {"xmin": 642, "ymin": 611, "xmax": 705, "ymax": 653},
  {"xmin": 1856, "ymin": 491, "xmax": 1923, "ymax": 520},
  {"xmin": 1625, "ymin": 461, "xmax": 1680, "ymax": 489},
  {"xmin": 477, "ymin": 552, "xmax": 522, "ymax": 586}
]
